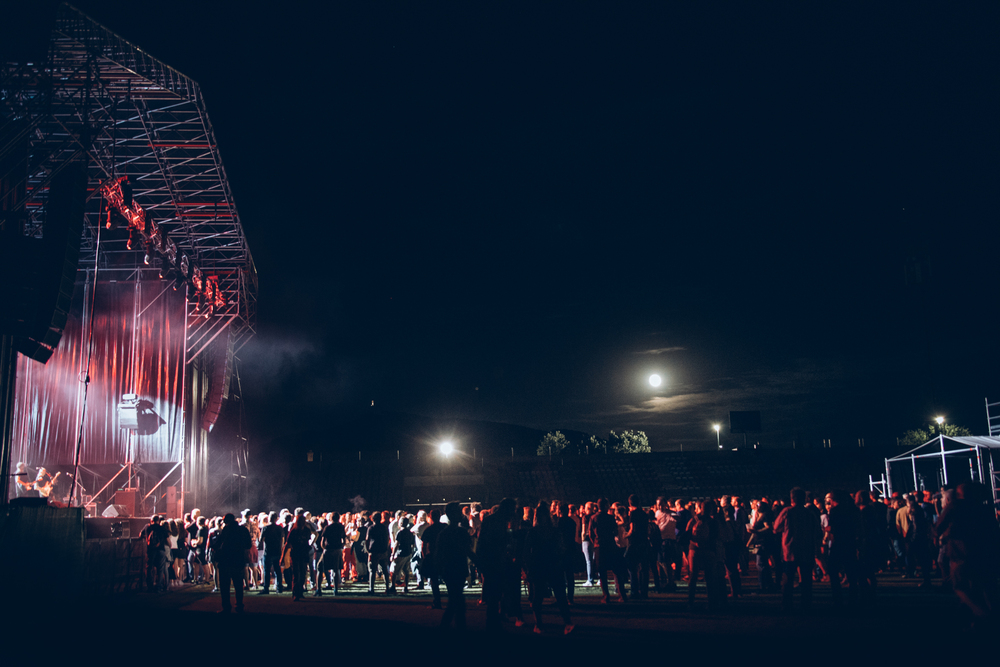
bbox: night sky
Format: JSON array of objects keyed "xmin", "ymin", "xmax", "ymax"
[{"xmin": 48, "ymin": 2, "xmax": 1000, "ymax": 450}]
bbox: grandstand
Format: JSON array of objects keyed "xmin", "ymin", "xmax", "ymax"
[{"xmin": 252, "ymin": 447, "xmax": 889, "ymax": 514}]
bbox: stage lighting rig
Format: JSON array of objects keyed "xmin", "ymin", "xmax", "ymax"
[
  {"xmin": 120, "ymin": 177, "xmax": 132, "ymax": 208},
  {"xmin": 100, "ymin": 176, "xmax": 232, "ymax": 319}
]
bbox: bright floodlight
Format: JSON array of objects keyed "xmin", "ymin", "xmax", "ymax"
[
  {"xmin": 648, "ymin": 374, "xmax": 662, "ymax": 388},
  {"xmin": 935, "ymin": 416, "xmax": 945, "ymax": 425},
  {"xmin": 713, "ymin": 424, "xmax": 721, "ymax": 432},
  {"xmin": 439, "ymin": 441, "xmax": 454, "ymax": 456}
]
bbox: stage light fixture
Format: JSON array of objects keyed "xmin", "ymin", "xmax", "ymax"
[
  {"xmin": 106, "ymin": 207, "xmax": 127, "ymax": 230},
  {"xmin": 120, "ymin": 177, "xmax": 133, "ymax": 207}
]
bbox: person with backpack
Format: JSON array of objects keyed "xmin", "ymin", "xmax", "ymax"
[
  {"xmin": 390, "ymin": 516, "xmax": 416, "ymax": 593},
  {"xmin": 140, "ymin": 515, "xmax": 169, "ymax": 593}
]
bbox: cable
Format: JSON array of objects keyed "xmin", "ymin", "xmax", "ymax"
[{"xmin": 69, "ymin": 207, "xmax": 101, "ymax": 508}]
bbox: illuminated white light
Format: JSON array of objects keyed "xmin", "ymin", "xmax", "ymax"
[
  {"xmin": 713, "ymin": 424, "xmax": 721, "ymax": 432},
  {"xmin": 648, "ymin": 374, "xmax": 662, "ymax": 387},
  {"xmin": 439, "ymin": 441, "xmax": 454, "ymax": 456},
  {"xmin": 935, "ymin": 416, "xmax": 944, "ymax": 425}
]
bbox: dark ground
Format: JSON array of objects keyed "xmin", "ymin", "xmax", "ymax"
[{"xmin": 19, "ymin": 570, "xmax": 991, "ymax": 661}]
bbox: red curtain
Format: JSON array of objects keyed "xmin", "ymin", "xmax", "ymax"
[{"xmin": 13, "ymin": 280, "xmax": 185, "ymax": 465}]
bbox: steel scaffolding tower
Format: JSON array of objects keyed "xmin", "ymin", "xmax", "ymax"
[
  {"xmin": 2, "ymin": 3, "xmax": 256, "ymax": 512},
  {"xmin": 2, "ymin": 3, "xmax": 256, "ymax": 358}
]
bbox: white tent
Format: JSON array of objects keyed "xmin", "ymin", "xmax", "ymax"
[{"xmin": 885, "ymin": 435, "xmax": 1000, "ymax": 503}]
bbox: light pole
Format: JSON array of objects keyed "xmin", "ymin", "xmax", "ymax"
[
  {"xmin": 713, "ymin": 423, "xmax": 721, "ymax": 449},
  {"xmin": 934, "ymin": 416, "xmax": 948, "ymax": 485}
]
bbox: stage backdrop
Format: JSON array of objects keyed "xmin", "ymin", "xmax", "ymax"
[{"xmin": 12, "ymin": 280, "xmax": 185, "ymax": 465}]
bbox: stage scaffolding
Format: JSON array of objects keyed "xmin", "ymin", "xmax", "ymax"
[
  {"xmin": 1, "ymin": 4, "xmax": 256, "ymax": 513},
  {"xmin": 885, "ymin": 435, "xmax": 1000, "ymax": 505}
]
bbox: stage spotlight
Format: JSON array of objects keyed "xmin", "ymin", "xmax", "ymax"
[
  {"xmin": 106, "ymin": 207, "xmax": 127, "ymax": 230},
  {"xmin": 120, "ymin": 177, "xmax": 133, "ymax": 207}
]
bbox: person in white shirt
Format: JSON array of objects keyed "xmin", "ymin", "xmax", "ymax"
[{"xmin": 654, "ymin": 496, "xmax": 679, "ymax": 590}]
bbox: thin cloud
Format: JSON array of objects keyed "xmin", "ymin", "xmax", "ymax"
[
  {"xmin": 610, "ymin": 360, "xmax": 850, "ymax": 422},
  {"xmin": 637, "ymin": 346, "xmax": 686, "ymax": 355}
]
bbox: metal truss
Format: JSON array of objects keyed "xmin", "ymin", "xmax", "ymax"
[{"xmin": 1, "ymin": 3, "xmax": 256, "ymax": 358}]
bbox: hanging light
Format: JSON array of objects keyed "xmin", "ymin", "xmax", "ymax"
[{"xmin": 120, "ymin": 177, "xmax": 133, "ymax": 208}]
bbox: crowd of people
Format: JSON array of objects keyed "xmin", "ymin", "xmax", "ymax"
[{"xmin": 138, "ymin": 482, "xmax": 1000, "ymax": 630}]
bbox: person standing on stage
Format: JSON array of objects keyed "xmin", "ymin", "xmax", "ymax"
[{"xmin": 13, "ymin": 462, "xmax": 33, "ymax": 498}]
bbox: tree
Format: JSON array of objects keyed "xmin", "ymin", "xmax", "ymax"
[
  {"xmin": 537, "ymin": 430, "xmax": 569, "ymax": 456},
  {"xmin": 588, "ymin": 434, "xmax": 607, "ymax": 454},
  {"xmin": 608, "ymin": 429, "xmax": 651, "ymax": 454},
  {"xmin": 898, "ymin": 422, "xmax": 971, "ymax": 448}
]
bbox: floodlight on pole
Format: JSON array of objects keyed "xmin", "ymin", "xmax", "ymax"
[
  {"xmin": 935, "ymin": 416, "xmax": 945, "ymax": 436},
  {"xmin": 439, "ymin": 441, "xmax": 454, "ymax": 457},
  {"xmin": 713, "ymin": 423, "xmax": 721, "ymax": 449}
]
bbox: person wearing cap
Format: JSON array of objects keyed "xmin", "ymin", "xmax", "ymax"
[{"xmin": 216, "ymin": 512, "xmax": 253, "ymax": 613}]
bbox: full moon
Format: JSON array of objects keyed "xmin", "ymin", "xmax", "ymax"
[{"xmin": 648, "ymin": 374, "xmax": 662, "ymax": 387}]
